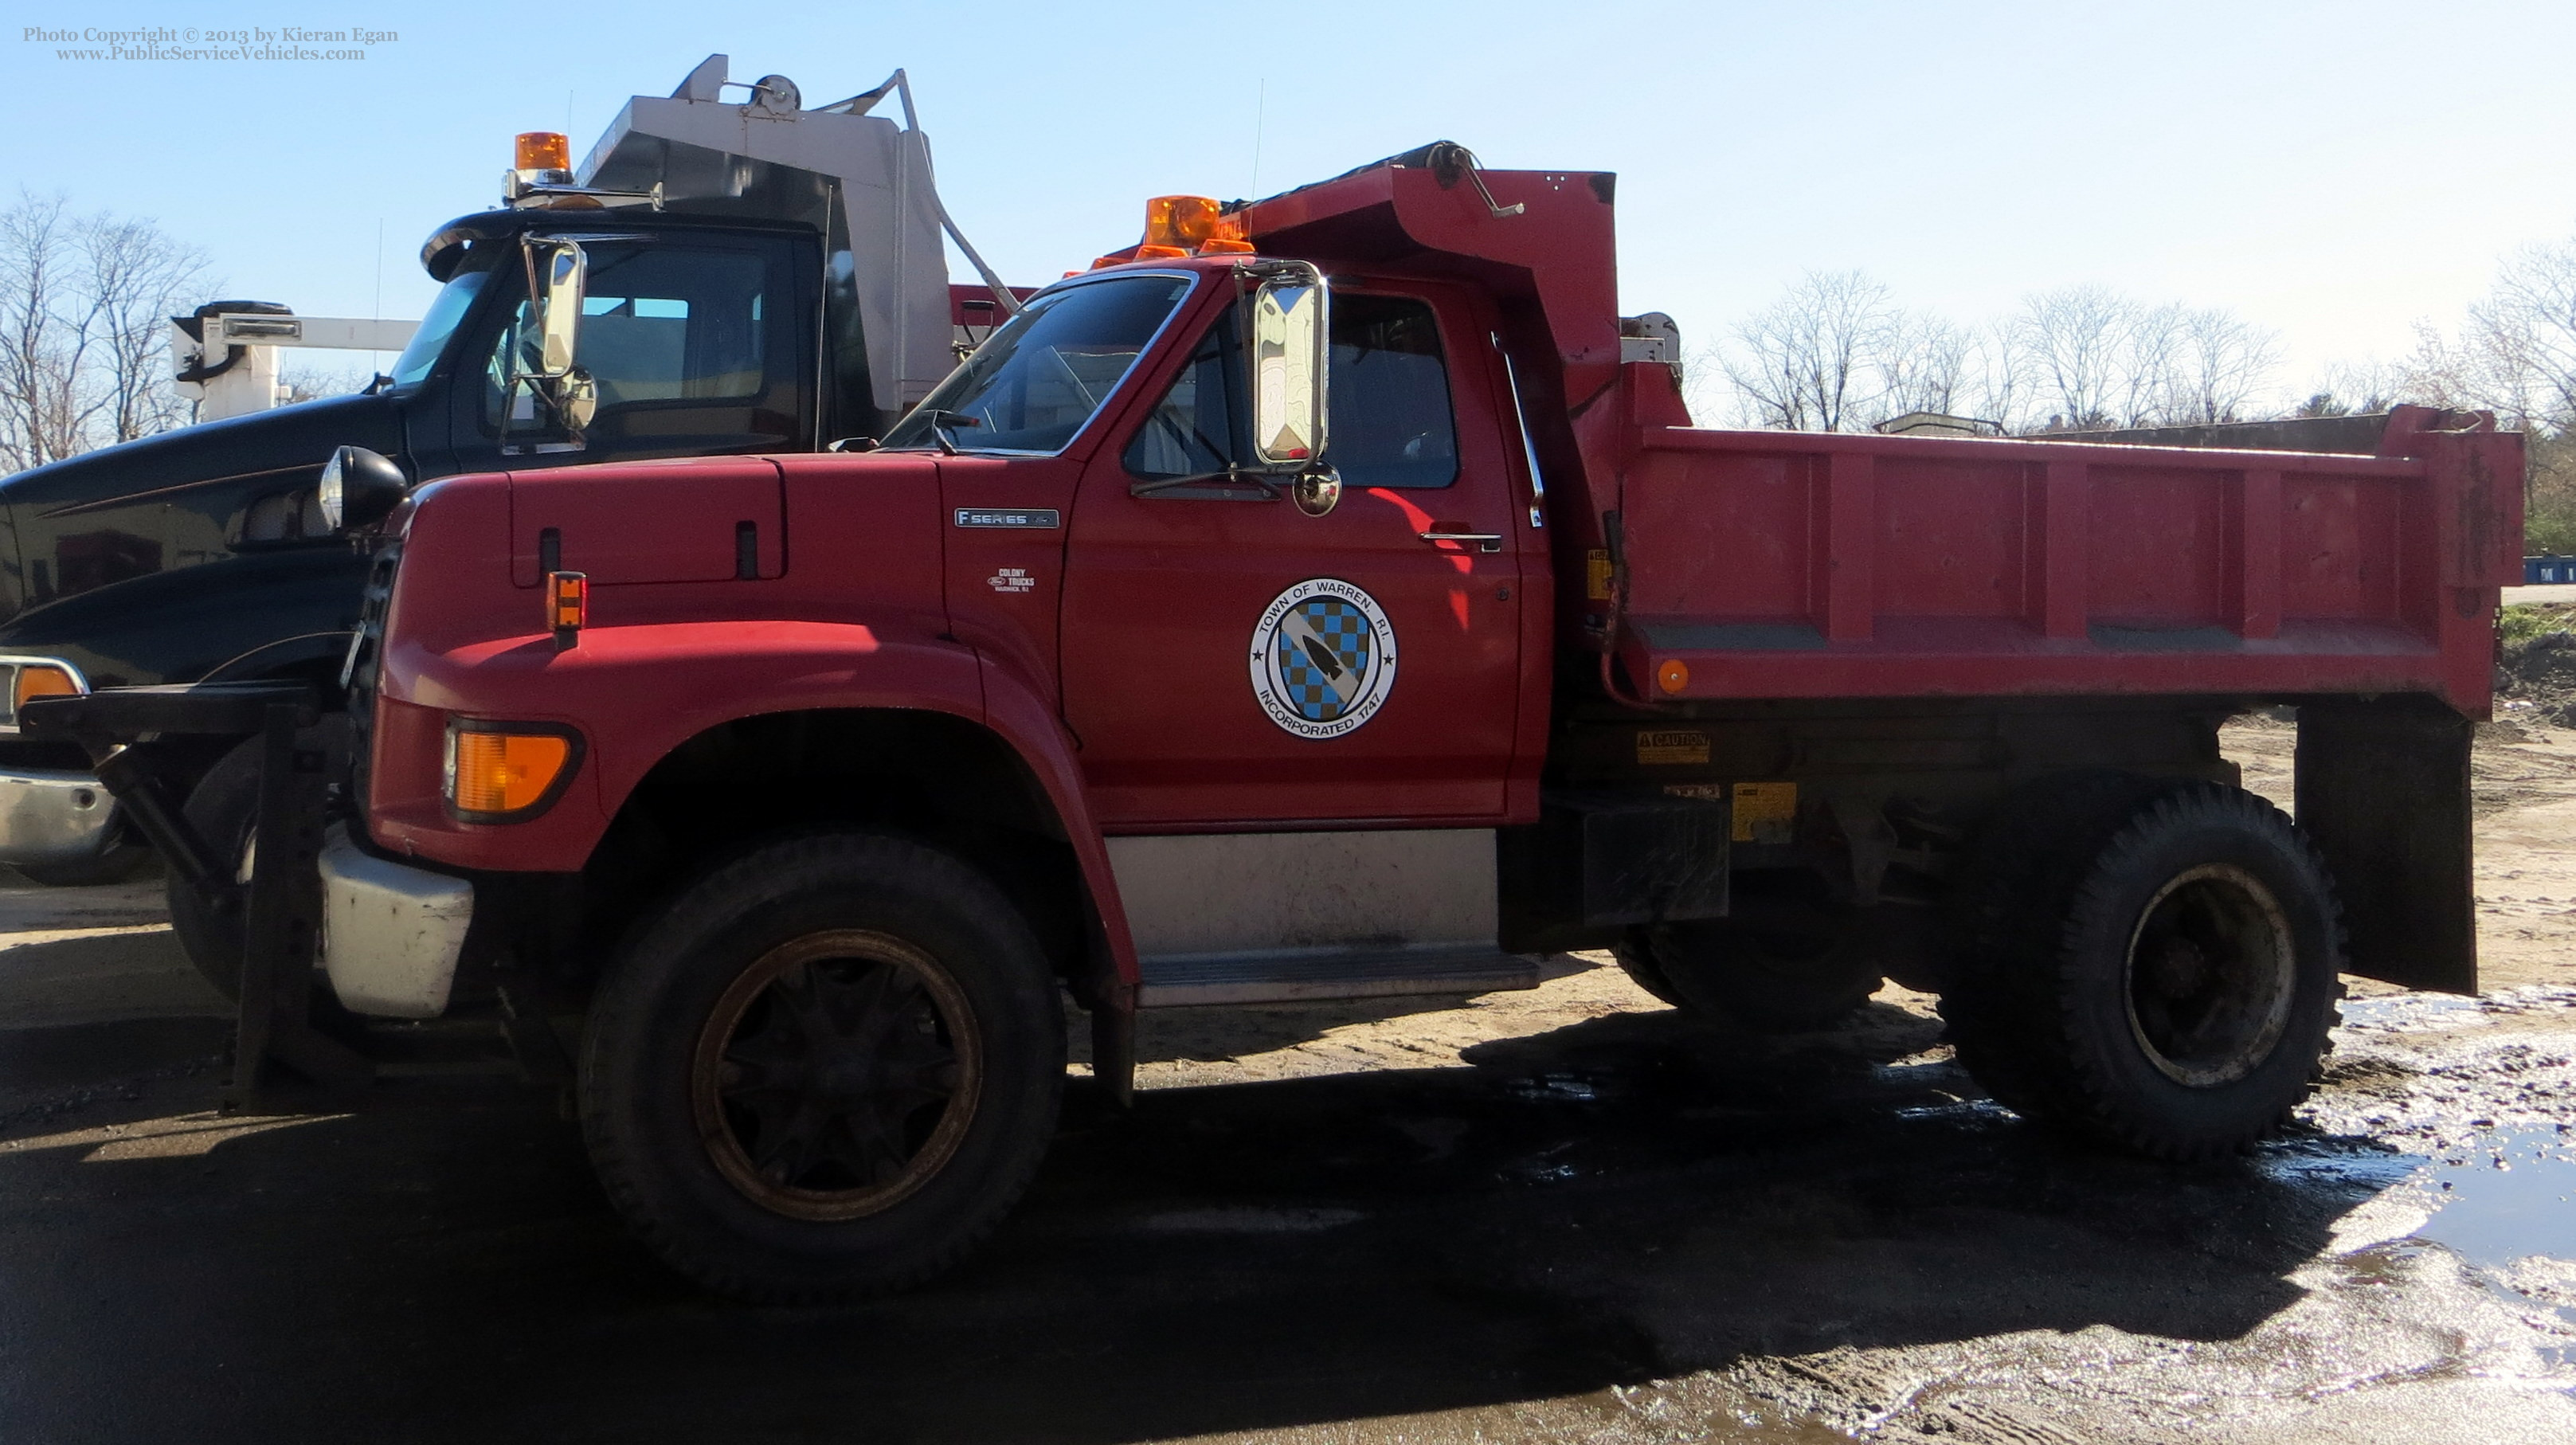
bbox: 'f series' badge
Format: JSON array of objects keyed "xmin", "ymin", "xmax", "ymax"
[{"xmin": 1247, "ymin": 578, "xmax": 1398, "ymax": 738}]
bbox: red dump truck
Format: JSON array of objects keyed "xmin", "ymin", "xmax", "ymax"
[{"xmin": 32, "ymin": 143, "xmax": 2523, "ymax": 1302}]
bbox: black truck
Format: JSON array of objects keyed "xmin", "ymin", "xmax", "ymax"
[{"xmin": 0, "ymin": 57, "xmax": 1009, "ymax": 888}]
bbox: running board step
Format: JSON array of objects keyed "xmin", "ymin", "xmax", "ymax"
[{"xmin": 1134, "ymin": 947, "xmax": 1541, "ymax": 1008}]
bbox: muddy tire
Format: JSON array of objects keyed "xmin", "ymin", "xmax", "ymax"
[
  {"xmin": 1609, "ymin": 938, "xmax": 1685, "ymax": 1007},
  {"xmin": 1942, "ymin": 779, "xmax": 2343, "ymax": 1160},
  {"xmin": 1616, "ymin": 905, "xmax": 1884, "ymax": 1032},
  {"xmin": 166, "ymin": 734, "xmax": 264, "ymax": 1000},
  {"xmin": 579, "ymin": 832, "xmax": 1066, "ymax": 1302}
]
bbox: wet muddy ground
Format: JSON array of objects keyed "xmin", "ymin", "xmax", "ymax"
[{"xmin": 2, "ymin": 719, "xmax": 2572, "ymax": 1443}]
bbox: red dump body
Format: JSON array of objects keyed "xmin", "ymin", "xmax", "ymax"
[{"xmin": 1610, "ymin": 411, "xmax": 2523, "ymax": 716}]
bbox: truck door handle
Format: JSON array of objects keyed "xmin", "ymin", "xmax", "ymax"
[{"xmin": 1419, "ymin": 530, "xmax": 1505, "ymax": 554}]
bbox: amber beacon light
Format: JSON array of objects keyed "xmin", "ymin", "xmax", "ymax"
[
  {"xmin": 515, "ymin": 131, "xmax": 571, "ymax": 175},
  {"xmin": 444, "ymin": 720, "xmax": 581, "ymax": 821}
]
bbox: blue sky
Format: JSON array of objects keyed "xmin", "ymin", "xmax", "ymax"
[{"xmin": 5, "ymin": 0, "xmax": 2570, "ymax": 402}]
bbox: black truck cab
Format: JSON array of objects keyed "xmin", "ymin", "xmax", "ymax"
[{"xmin": 0, "ymin": 206, "xmax": 919, "ymax": 880}]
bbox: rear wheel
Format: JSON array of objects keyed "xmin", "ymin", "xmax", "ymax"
[
  {"xmin": 1616, "ymin": 899, "xmax": 1884, "ymax": 1032},
  {"xmin": 579, "ymin": 832, "xmax": 1065, "ymax": 1302},
  {"xmin": 1942, "ymin": 781, "xmax": 2343, "ymax": 1159}
]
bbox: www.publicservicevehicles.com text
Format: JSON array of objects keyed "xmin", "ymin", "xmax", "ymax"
[{"xmin": 23, "ymin": 25, "xmax": 397, "ymax": 61}]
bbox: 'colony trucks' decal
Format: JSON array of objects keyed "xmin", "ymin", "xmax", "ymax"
[{"xmin": 1247, "ymin": 578, "xmax": 1398, "ymax": 739}]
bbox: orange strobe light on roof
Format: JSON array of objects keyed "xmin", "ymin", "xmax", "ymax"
[
  {"xmin": 515, "ymin": 131, "xmax": 571, "ymax": 174},
  {"xmin": 1145, "ymin": 195, "xmax": 1255, "ymax": 254},
  {"xmin": 1094, "ymin": 195, "xmax": 1255, "ymax": 269}
]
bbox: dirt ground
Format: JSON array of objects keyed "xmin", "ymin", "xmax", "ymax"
[{"xmin": 1, "ymin": 718, "xmax": 2573, "ymax": 1443}]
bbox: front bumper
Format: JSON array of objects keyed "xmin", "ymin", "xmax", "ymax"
[
  {"xmin": 0, "ymin": 768, "xmax": 121, "ymax": 867},
  {"xmin": 319, "ymin": 824, "xmax": 475, "ymax": 1018}
]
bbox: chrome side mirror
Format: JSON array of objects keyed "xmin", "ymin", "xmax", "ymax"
[
  {"xmin": 1249, "ymin": 264, "xmax": 1328, "ymax": 471},
  {"xmin": 521, "ymin": 238, "xmax": 586, "ymax": 381},
  {"xmin": 319, "ymin": 445, "xmax": 409, "ymax": 531}
]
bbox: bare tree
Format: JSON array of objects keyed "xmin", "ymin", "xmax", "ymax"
[
  {"xmin": 0, "ymin": 194, "xmax": 91, "ymax": 470},
  {"xmin": 1716, "ymin": 272, "xmax": 2280, "ymax": 435},
  {"xmin": 281, "ymin": 364, "xmax": 370, "ymax": 405},
  {"xmin": 2161, "ymin": 306, "xmax": 2281, "ymax": 425},
  {"xmin": 2291, "ymin": 359, "xmax": 2403, "ymax": 418},
  {"xmin": 2443, "ymin": 237, "xmax": 2576, "ymax": 429},
  {"xmin": 1869, "ymin": 309, "xmax": 1975, "ymax": 425},
  {"xmin": 84, "ymin": 214, "xmax": 205, "ymax": 442},
  {"xmin": 0, "ymin": 191, "xmax": 208, "ymax": 472},
  {"xmin": 2011, "ymin": 284, "xmax": 2134, "ymax": 430},
  {"xmin": 1720, "ymin": 270, "xmax": 1896, "ymax": 432}
]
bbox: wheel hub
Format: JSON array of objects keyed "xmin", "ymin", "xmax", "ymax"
[
  {"xmin": 691, "ymin": 930, "xmax": 983, "ymax": 1221},
  {"xmin": 2123, "ymin": 863, "xmax": 2296, "ymax": 1088}
]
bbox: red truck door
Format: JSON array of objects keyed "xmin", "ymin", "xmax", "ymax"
[{"xmin": 1061, "ymin": 283, "xmax": 1527, "ymax": 827}]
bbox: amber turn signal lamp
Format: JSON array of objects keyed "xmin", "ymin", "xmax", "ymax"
[
  {"xmin": 13, "ymin": 664, "xmax": 76, "ymax": 712},
  {"xmin": 515, "ymin": 131, "xmax": 570, "ymax": 173},
  {"xmin": 444, "ymin": 723, "xmax": 579, "ymax": 821},
  {"xmin": 546, "ymin": 570, "xmax": 587, "ymax": 650},
  {"xmin": 1657, "ymin": 659, "xmax": 1691, "ymax": 694}
]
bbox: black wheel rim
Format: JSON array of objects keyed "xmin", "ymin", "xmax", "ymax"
[
  {"xmin": 2121, "ymin": 863, "xmax": 2296, "ymax": 1087},
  {"xmin": 691, "ymin": 930, "xmax": 982, "ymax": 1221}
]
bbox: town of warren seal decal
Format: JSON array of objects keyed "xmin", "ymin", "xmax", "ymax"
[{"xmin": 1247, "ymin": 578, "xmax": 1398, "ymax": 738}]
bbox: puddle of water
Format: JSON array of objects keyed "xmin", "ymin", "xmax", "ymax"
[
  {"xmin": 1505, "ymin": 1072, "xmax": 1612, "ymax": 1104},
  {"xmin": 2413, "ymin": 1129, "xmax": 2576, "ymax": 1270},
  {"xmin": 2407, "ymin": 1130, "xmax": 2576, "ymax": 1365},
  {"xmin": 1135, "ymin": 1205, "xmax": 1366, "ymax": 1235}
]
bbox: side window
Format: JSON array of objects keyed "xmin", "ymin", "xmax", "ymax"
[
  {"xmin": 483, "ymin": 243, "xmax": 773, "ymax": 431},
  {"xmin": 1124, "ymin": 304, "xmax": 1244, "ymax": 480},
  {"xmin": 1328, "ymin": 295, "xmax": 1457, "ymax": 490},
  {"xmin": 1122, "ymin": 292, "xmax": 1458, "ymax": 488}
]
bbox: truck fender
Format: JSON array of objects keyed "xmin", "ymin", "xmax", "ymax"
[{"xmin": 974, "ymin": 652, "xmax": 1143, "ymax": 1103}]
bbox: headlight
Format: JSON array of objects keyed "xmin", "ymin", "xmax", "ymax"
[
  {"xmin": 317, "ymin": 450, "xmax": 346, "ymax": 531},
  {"xmin": 317, "ymin": 445, "xmax": 409, "ymax": 532}
]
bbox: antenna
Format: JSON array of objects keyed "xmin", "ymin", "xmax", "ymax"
[{"xmin": 1251, "ymin": 79, "xmax": 1266, "ymax": 198}]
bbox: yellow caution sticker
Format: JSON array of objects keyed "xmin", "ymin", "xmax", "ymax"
[
  {"xmin": 1586, "ymin": 548, "xmax": 1614, "ymax": 601},
  {"xmin": 1732, "ymin": 781, "xmax": 1797, "ymax": 844},
  {"xmin": 1635, "ymin": 729, "xmax": 1709, "ymax": 766}
]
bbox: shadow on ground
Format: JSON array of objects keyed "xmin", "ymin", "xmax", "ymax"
[{"xmin": 0, "ymin": 989, "xmax": 2394, "ymax": 1445}]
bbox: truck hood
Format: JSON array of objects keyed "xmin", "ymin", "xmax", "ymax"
[{"xmin": 0, "ymin": 393, "xmax": 405, "ymax": 516}]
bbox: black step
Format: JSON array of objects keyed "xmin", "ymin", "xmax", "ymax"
[{"xmin": 1134, "ymin": 946, "xmax": 1540, "ymax": 1008}]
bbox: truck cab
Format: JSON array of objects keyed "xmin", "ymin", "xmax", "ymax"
[{"xmin": 0, "ymin": 57, "xmax": 1008, "ymax": 882}]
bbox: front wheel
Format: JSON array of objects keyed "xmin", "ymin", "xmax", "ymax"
[
  {"xmin": 579, "ymin": 832, "xmax": 1066, "ymax": 1302},
  {"xmin": 167, "ymin": 734, "xmax": 265, "ymax": 999},
  {"xmin": 14, "ymin": 837, "xmax": 154, "ymax": 887}
]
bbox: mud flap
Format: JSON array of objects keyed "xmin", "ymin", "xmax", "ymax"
[{"xmin": 2295, "ymin": 695, "xmax": 2476, "ymax": 994}]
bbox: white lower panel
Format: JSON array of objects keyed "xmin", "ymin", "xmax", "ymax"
[{"xmin": 1106, "ymin": 828, "xmax": 1497, "ymax": 961}]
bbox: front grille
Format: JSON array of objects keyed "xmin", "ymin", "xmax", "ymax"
[{"xmin": 343, "ymin": 538, "xmax": 402, "ymax": 816}]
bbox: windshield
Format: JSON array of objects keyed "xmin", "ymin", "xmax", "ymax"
[
  {"xmin": 389, "ymin": 258, "xmax": 494, "ymax": 389},
  {"xmin": 881, "ymin": 273, "xmax": 1192, "ymax": 454}
]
